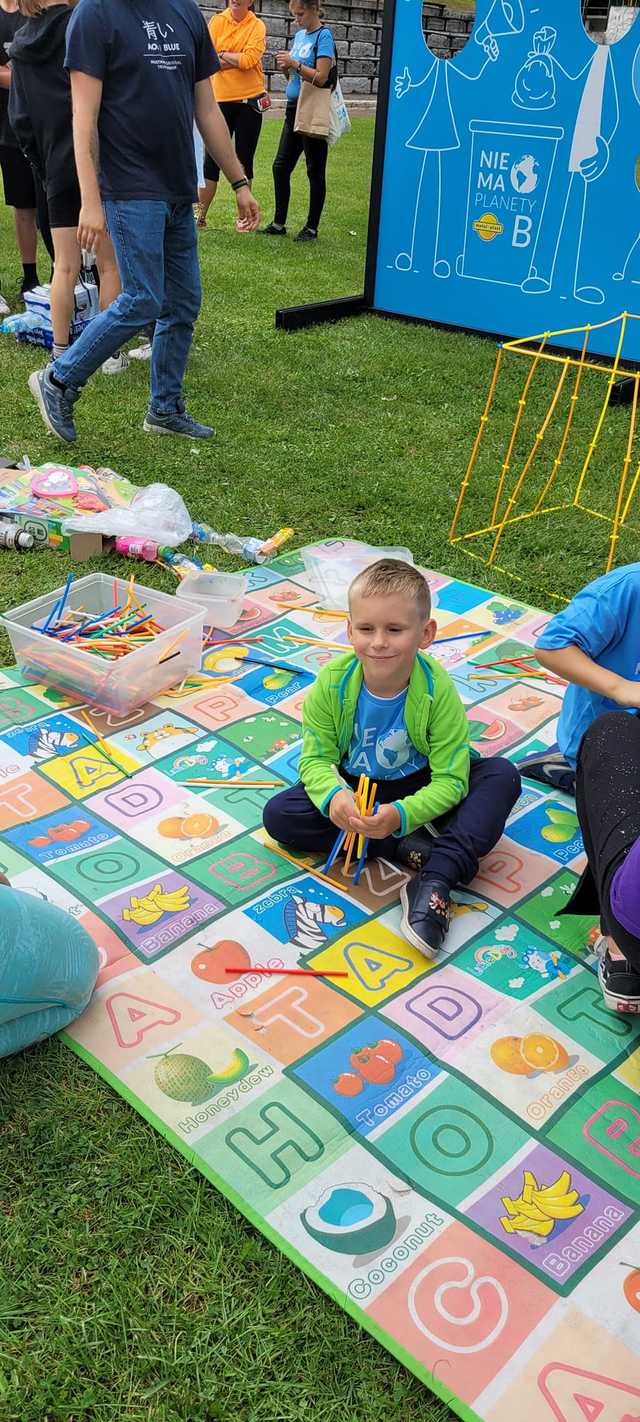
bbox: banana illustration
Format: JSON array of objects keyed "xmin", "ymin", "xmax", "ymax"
[
  {"xmin": 122, "ymin": 881, "xmax": 192, "ymax": 926},
  {"xmin": 500, "ymin": 1168, "xmax": 584, "ymax": 1239}
]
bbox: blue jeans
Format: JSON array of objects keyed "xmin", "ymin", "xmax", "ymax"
[{"xmin": 52, "ymin": 200, "xmax": 201, "ymax": 416}]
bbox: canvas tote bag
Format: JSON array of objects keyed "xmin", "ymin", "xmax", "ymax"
[{"xmin": 294, "ymin": 31, "xmax": 335, "ymax": 139}]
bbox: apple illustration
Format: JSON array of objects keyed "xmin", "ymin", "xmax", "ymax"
[
  {"xmin": 191, "ymin": 939, "xmax": 251, "ymax": 984},
  {"xmin": 623, "ymin": 1266, "xmax": 640, "ymax": 1314}
]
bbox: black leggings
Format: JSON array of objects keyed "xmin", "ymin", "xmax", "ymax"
[
  {"xmin": 575, "ymin": 712, "xmax": 640, "ymax": 969},
  {"xmin": 273, "ymin": 101, "xmax": 328, "ymax": 232},
  {"xmin": 204, "ymin": 99, "xmax": 263, "ymax": 183}
]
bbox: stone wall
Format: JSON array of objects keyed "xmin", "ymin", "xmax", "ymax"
[
  {"xmin": 419, "ymin": 4, "xmax": 474, "ymax": 61},
  {"xmin": 200, "ymin": 0, "xmax": 384, "ymax": 96},
  {"xmin": 200, "ymin": 2, "xmax": 640, "ymax": 98}
]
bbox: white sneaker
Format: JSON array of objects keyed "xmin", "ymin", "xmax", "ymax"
[
  {"xmin": 0, "ymin": 292, "xmax": 9, "ymax": 317},
  {"xmin": 101, "ymin": 351, "xmax": 130, "ymax": 375},
  {"xmin": 128, "ymin": 340, "xmax": 152, "ymax": 361}
]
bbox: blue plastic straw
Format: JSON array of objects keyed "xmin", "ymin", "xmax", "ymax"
[
  {"xmin": 322, "ymin": 827, "xmax": 347, "ymax": 874},
  {"xmin": 40, "ymin": 571, "xmax": 74, "ymax": 634}
]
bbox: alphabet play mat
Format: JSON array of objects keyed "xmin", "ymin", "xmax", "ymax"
[{"xmin": 2, "ymin": 544, "xmax": 638, "ymax": 1422}]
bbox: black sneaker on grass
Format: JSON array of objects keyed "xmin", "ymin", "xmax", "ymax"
[
  {"xmin": 598, "ymin": 949, "xmax": 640, "ymax": 1014},
  {"xmin": 400, "ymin": 876, "xmax": 451, "ymax": 958},
  {"xmin": 259, "ymin": 222, "xmax": 287, "ymax": 236},
  {"xmin": 294, "ymin": 225, "xmax": 317, "ymax": 242}
]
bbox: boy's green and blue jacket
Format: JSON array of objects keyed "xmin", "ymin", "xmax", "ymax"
[{"xmin": 299, "ymin": 651, "xmax": 471, "ymax": 836}]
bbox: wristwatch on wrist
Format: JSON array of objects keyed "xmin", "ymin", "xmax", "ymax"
[{"xmin": 231, "ymin": 177, "xmax": 249, "ymax": 192}]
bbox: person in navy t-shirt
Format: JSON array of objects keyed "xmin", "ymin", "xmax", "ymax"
[
  {"xmin": 29, "ymin": 0, "xmax": 260, "ymax": 443},
  {"xmin": 519, "ymin": 562, "xmax": 640, "ymax": 794}
]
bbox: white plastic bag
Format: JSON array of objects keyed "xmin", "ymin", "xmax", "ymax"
[
  {"xmin": 328, "ymin": 81, "xmax": 351, "ymax": 147},
  {"xmin": 62, "ymin": 482, "xmax": 193, "ymax": 547}
]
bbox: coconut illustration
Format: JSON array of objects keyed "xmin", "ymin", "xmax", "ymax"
[{"xmin": 301, "ymin": 1183, "xmax": 396, "ymax": 1256}]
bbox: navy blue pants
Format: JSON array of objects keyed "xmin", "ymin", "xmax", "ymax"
[{"xmin": 263, "ymin": 757, "xmax": 521, "ymax": 888}]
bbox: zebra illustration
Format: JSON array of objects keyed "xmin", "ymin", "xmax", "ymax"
[{"xmin": 283, "ymin": 895, "xmax": 346, "ymax": 953}]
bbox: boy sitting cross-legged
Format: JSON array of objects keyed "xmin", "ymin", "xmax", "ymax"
[{"xmin": 263, "ymin": 559, "xmax": 521, "ymax": 956}]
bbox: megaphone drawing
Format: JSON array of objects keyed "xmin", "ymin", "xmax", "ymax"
[{"xmin": 475, "ymin": 0, "xmax": 525, "ymax": 61}]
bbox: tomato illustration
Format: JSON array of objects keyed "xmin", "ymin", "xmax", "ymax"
[
  {"xmin": 374, "ymin": 1038, "xmax": 403, "ymax": 1065},
  {"xmin": 349, "ymin": 1048, "xmax": 396, "ymax": 1086},
  {"xmin": 333, "ymin": 1072, "xmax": 364, "ymax": 1097}
]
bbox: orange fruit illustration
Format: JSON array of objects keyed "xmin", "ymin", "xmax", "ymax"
[
  {"xmin": 491, "ymin": 1033, "xmax": 569, "ymax": 1076},
  {"xmin": 158, "ymin": 816, "xmax": 188, "ymax": 839},
  {"xmin": 520, "ymin": 1033, "xmax": 569, "ymax": 1073},
  {"xmin": 490, "ymin": 1037, "xmax": 531, "ymax": 1075},
  {"xmin": 181, "ymin": 812, "xmax": 218, "ymax": 839}
]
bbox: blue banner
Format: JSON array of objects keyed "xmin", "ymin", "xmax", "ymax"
[{"xmin": 374, "ymin": 0, "xmax": 640, "ymax": 359}]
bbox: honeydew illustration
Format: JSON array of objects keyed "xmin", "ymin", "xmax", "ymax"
[
  {"xmin": 301, "ymin": 1183, "xmax": 397, "ymax": 1256},
  {"xmin": 149, "ymin": 1042, "xmax": 254, "ymax": 1105}
]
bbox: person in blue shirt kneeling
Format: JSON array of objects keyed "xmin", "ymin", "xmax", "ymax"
[{"xmin": 519, "ymin": 562, "xmax": 640, "ymax": 795}]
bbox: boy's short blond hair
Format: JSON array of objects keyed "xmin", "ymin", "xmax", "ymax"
[
  {"xmin": 16, "ymin": 0, "xmax": 45, "ymax": 15},
  {"xmin": 349, "ymin": 559, "xmax": 431, "ymax": 621}
]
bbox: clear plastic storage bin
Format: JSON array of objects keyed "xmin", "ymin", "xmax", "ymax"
[
  {"xmin": 176, "ymin": 571, "xmax": 246, "ymax": 629},
  {"xmin": 301, "ymin": 542, "xmax": 415, "ymax": 610},
  {"xmin": 3, "ymin": 573, "xmax": 205, "ymax": 715}
]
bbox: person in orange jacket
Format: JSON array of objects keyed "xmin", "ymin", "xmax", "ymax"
[{"xmin": 197, "ymin": 0, "xmax": 266, "ymax": 230}]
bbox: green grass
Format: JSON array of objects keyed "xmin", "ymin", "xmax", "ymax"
[{"xmin": 0, "ymin": 115, "xmax": 633, "ymax": 1422}]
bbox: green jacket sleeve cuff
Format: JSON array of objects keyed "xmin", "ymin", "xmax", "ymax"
[{"xmin": 320, "ymin": 784, "xmax": 343, "ymax": 816}]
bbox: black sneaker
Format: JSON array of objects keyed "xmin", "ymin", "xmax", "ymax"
[
  {"xmin": 598, "ymin": 948, "xmax": 640, "ymax": 1014},
  {"xmin": 294, "ymin": 226, "xmax": 318, "ymax": 242},
  {"xmin": 517, "ymin": 748, "xmax": 576, "ymax": 795},
  {"xmin": 395, "ymin": 829, "xmax": 434, "ymax": 874},
  {"xmin": 400, "ymin": 876, "xmax": 451, "ymax": 958},
  {"xmin": 259, "ymin": 222, "xmax": 287, "ymax": 236}
]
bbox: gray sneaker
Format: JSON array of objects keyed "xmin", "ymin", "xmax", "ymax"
[
  {"xmin": 143, "ymin": 406, "xmax": 214, "ymax": 439},
  {"xmin": 28, "ymin": 367, "xmax": 78, "ymax": 442}
]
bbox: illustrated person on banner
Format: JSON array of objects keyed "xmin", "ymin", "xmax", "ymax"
[
  {"xmin": 520, "ymin": 31, "xmax": 620, "ymax": 304},
  {"xmin": 613, "ymin": 39, "xmax": 640, "ymax": 287},
  {"xmin": 393, "ymin": 0, "xmax": 525, "ymax": 278}
]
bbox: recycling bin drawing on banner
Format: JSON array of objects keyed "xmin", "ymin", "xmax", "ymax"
[{"xmin": 457, "ymin": 120, "xmax": 565, "ymax": 287}]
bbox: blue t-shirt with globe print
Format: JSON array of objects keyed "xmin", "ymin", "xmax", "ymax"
[{"xmin": 344, "ymin": 685, "xmax": 428, "ymax": 780}]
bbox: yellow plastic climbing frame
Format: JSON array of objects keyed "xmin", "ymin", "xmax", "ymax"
[{"xmin": 449, "ymin": 313, "xmax": 640, "ymax": 594}]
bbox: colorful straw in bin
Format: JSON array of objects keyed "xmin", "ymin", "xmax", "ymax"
[{"xmin": 31, "ymin": 575, "xmax": 174, "ymax": 662}]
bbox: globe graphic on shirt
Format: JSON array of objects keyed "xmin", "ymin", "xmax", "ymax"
[{"xmin": 376, "ymin": 728, "xmax": 411, "ymax": 770}]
